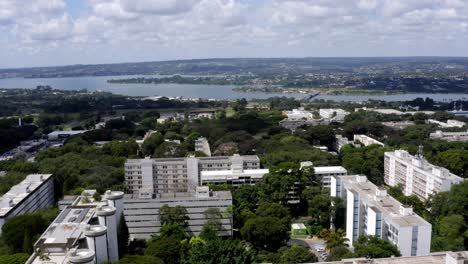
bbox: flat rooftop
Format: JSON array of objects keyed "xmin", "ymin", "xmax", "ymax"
[
  {"xmin": 314, "ymin": 166, "xmax": 347, "ymax": 174},
  {"xmin": 124, "ymin": 190, "xmax": 232, "ymax": 201},
  {"xmin": 339, "ymin": 175, "xmax": 430, "ymax": 227},
  {"xmin": 0, "ymin": 174, "xmax": 52, "ymax": 217},
  {"xmin": 314, "ymin": 251, "xmax": 468, "ymax": 264},
  {"xmin": 48, "ymin": 130, "xmax": 87, "ymax": 136},
  {"xmin": 385, "ymin": 150, "xmax": 462, "ymax": 182},
  {"xmin": 201, "ymin": 169, "xmax": 269, "ymax": 178}
]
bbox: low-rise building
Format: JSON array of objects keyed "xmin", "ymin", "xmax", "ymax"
[
  {"xmin": 384, "ymin": 150, "xmax": 463, "ymax": 200},
  {"xmin": 47, "ymin": 130, "xmax": 87, "ymax": 141},
  {"xmin": 382, "ymin": 121, "xmax": 415, "ymax": 130},
  {"xmin": 430, "ymin": 130, "xmax": 468, "ymax": 142},
  {"xmin": 124, "ymin": 187, "xmax": 232, "ymax": 240},
  {"xmin": 315, "ymin": 251, "xmax": 468, "ymax": 264},
  {"xmin": 353, "ymin": 134, "xmax": 385, "ymax": 147},
  {"xmin": 195, "ymin": 137, "xmax": 211, "ymax": 156},
  {"xmin": 319, "ymin": 108, "xmax": 349, "ymax": 122},
  {"xmin": 279, "ymin": 108, "xmax": 327, "ymax": 131},
  {"xmin": 428, "ymin": 119, "xmax": 466, "ymax": 128},
  {"xmin": 331, "ymin": 175, "xmax": 432, "ymax": 257},
  {"xmin": 26, "ymin": 190, "xmax": 124, "ymax": 264},
  {"xmin": 0, "ymin": 174, "xmax": 54, "ymax": 235},
  {"xmin": 188, "ymin": 110, "xmax": 217, "ymax": 120},
  {"xmin": 357, "ymin": 108, "xmax": 435, "ymax": 116},
  {"xmin": 334, "ymin": 134, "xmax": 384, "ymax": 152}
]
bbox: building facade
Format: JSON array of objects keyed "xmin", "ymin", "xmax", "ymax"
[
  {"xmin": 353, "ymin": 134, "xmax": 385, "ymax": 147},
  {"xmin": 319, "ymin": 108, "xmax": 349, "ymax": 123},
  {"xmin": 316, "ymin": 251, "xmax": 468, "ymax": 264},
  {"xmin": 0, "ymin": 174, "xmax": 54, "ymax": 235},
  {"xmin": 195, "ymin": 137, "xmax": 211, "ymax": 156},
  {"xmin": 430, "ymin": 130, "xmax": 468, "ymax": 142},
  {"xmin": 123, "ymin": 187, "xmax": 233, "ymax": 240},
  {"xmin": 313, "ymin": 166, "xmax": 348, "ymax": 188},
  {"xmin": 384, "ymin": 150, "xmax": 463, "ymax": 200},
  {"xmin": 27, "ymin": 190, "xmax": 124, "ymax": 264},
  {"xmin": 331, "ymin": 175, "xmax": 432, "ymax": 257},
  {"xmin": 125, "ymin": 155, "xmax": 261, "ymax": 196}
]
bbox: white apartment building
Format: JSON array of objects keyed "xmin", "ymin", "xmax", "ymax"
[
  {"xmin": 125, "ymin": 154, "xmax": 262, "ymax": 196},
  {"xmin": 384, "ymin": 150, "xmax": 463, "ymax": 200},
  {"xmin": 430, "ymin": 130, "xmax": 468, "ymax": 142},
  {"xmin": 300, "ymin": 162, "xmax": 348, "ymax": 188},
  {"xmin": 124, "ymin": 186, "xmax": 232, "ymax": 240},
  {"xmin": 331, "ymin": 175, "xmax": 432, "ymax": 257},
  {"xmin": 353, "ymin": 134, "xmax": 385, "ymax": 147},
  {"xmin": 314, "ymin": 166, "xmax": 348, "ymax": 187},
  {"xmin": 315, "ymin": 251, "xmax": 468, "ymax": 264},
  {"xmin": 195, "ymin": 137, "xmax": 211, "ymax": 156},
  {"xmin": 200, "ymin": 168, "xmax": 269, "ymax": 186},
  {"xmin": 319, "ymin": 108, "xmax": 350, "ymax": 123},
  {"xmin": 0, "ymin": 174, "xmax": 54, "ymax": 235},
  {"xmin": 27, "ymin": 190, "xmax": 124, "ymax": 264}
]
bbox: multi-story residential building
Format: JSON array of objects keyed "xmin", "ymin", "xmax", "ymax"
[
  {"xmin": 331, "ymin": 175, "xmax": 432, "ymax": 257},
  {"xmin": 300, "ymin": 162, "xmax": 348, "ymax": 188},
  {"xmin": 200, "ymin": 168, "xmax": 269, "ymax": 186},
  {"xmin": 125, "ymin": 154, "xmax": 261, "ymax": 196},
  {"xmin": 124, "ymin": 186, "xmax": 232, "ymax": 240},
  {"xmin": 353, "ymin": 134, "xmax": 385, "ymax": 147},
  {"xmin": 384, "ymin": 150, "xmax": 463, "ymax": 200},
  {"xmin": 430, "ymin": 130, "xmax": 468, "ymax": 142},
  {"xmin": 27, "ymin": 190, "xmax": 124, "ymax": 264},
  {"xmin": 195, "ymin": 137, "xmax": 211, "ymax": 156},
  {"xmin": 316, "ymin": 251, "xmax": 468, "ymax": 264},
  {"xmin": 0, "ymin": 174, "xmax": 54, "ymax": 235},
  {"xmin": 314, "ymin": 166, "xmax": 348, "ymax": 188},
  {"xmin": 319, "ymin": 108, "xmax": 349, "ymax": 123}
]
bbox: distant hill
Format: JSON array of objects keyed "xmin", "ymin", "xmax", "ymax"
[{"xmin": 1, "ymin": 57, "xmax": 468, "ymax": 78}]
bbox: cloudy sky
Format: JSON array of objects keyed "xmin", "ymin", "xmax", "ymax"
[{"xmin": 1, "ymin": 0, "xmax": 467, "ymax": 68}]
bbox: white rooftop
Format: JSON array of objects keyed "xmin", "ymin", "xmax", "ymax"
[
  {"xmin": 386, "ymin": 150, "xmax": 463, "ymax": 183},
  {"xmin": 292, "ymin": 223, "xmax": 307, "ymax": 229},
  {"xmin": 47, "ymin": 130, "xmax": 87, "ymax": 137},
  {"xmin": 338, "ymin": 175, "xmax": 431, "ymax": 228},
  {"xmin": 314, "ymin": 251, "xmax": 468, "ymax": 264},
  {"xmin": 314, "ymin": 166, "xmax": 347, "ymax": 174},
  {"xmin": 0, "ymin": 174, "xmax": 52, "ymax": 217},
  {"xmin": 201, "ymin": 169, "xmax": 269, "ymax": 180}
]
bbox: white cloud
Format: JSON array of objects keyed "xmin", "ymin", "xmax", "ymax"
[{"xmin": 0, "ymin": 0, "xmax": 468, "ymax": 67}]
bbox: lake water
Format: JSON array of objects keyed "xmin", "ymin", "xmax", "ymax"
[{"xmin": 0, "ymin": 76, "xmax": 467, "ymax": 102}]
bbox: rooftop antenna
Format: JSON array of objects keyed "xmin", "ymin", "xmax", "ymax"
[{"xmin": 417, "ymin": 145, "xmax": 424, "ymax": 159}]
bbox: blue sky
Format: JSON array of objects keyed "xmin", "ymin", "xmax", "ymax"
[{"xmin": 0, "ymin": 0, "xmax": 467, "ymax": 68}]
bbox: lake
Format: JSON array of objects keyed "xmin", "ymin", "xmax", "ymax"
[{"xmin": 0, "ymin": 76, "xmax": 467, "ymax": 102}]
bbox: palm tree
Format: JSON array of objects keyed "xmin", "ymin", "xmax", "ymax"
[{"xmin": 321, "ymin": 229, "xmax": 349, "ymax": 250}]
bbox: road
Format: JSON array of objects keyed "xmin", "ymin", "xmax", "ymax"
[{"xmin": 289, "ymin": 237, "xmax": 327, "ymax": 261}]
